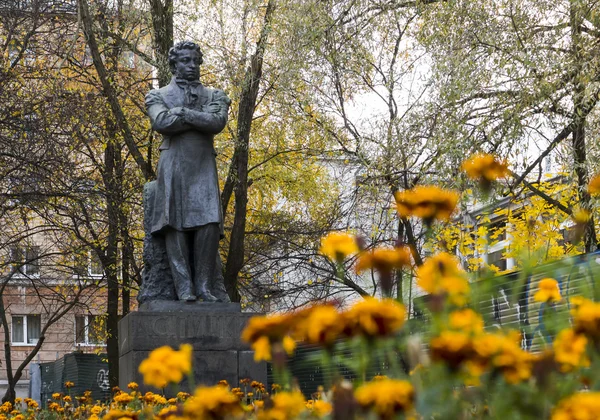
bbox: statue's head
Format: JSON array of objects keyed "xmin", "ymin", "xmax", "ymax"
[{"xmin": 169, "ymin": 41, "xmax": 203, "ymax": 81}]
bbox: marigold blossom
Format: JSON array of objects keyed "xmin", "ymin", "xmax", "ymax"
[
  {"xmin": 449, "ymin": 309, "xmax": 484, "ymax": 334},
  {"xmin": 394, "ymin": 186, "xmax": 459, "ymax": 224},
  {"xmin": 319, "ymin": 232, "xmax": 359, "ymax": 263},
  {"xmin": 355, "ymin": 379, "xmax": 414, "ymax": 419},
  {"xmin": 294, "ymin": 304, "xmax": 345, "ymax": 347},
  {"xmin": 342, "ymin": 297, "xmax": 406, "ymax": 338},
  {"xmin": 417, "ymin": 253, "xmax": 470, "ymax": 306},
  {"xmin": 553, "ymin": 328, "xmax": 590, "ymax": 372},
  {"xmin": 534, "ymin": 278, "xmax": 561, "ymax": 303},
  {"xmin": 355, "ymin": 247, "xmax": 411, "ymax": 273},
  {"xmin": 138, "ymin": 344, "xmax": 193, "ymax": 388},
  {"xmin": 588, "ymin": 174, "xmax": 600, "ymax": 195},
  {"xmin": 183, "ymin": 385, "xmax": 243, "ymax": 420},
  {"xmin": 461, "ymin": 153, "xmax": 509, "ymax": 182},
  {"xmin": 552, "ymin": 392, "xmax": 600, "ymax": 420}
]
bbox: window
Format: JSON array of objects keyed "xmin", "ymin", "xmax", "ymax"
[
  {"xmin": 74, "ymin": 251, "xmax": 104, "ymax": 277},
  {"xmin": 488, "ymin": 219, "xmax": 507, "ymax": 242},
  {"xmin": 11, "ymin": 315, "xmax": 41, "ymax": 345},
  {"xmin": 75, "ymin": 315, "xmax": 105, "ymax": 345},
  {"xmin": 488, "ymin": 249, "xmax": 507, "ymax": 271},
  {"xmin": 11, "ymin": 246, "xmax": 40, "ymax": 276}
]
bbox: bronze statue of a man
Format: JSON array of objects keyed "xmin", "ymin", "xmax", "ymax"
[{"xmin": 145, "ymin": 41, "xmax": 231, "ymax": 302}]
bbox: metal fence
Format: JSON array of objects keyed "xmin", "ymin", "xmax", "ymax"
[{"xmin": 40, "ymin": 352, "xmax": 110, "ymax": 406}]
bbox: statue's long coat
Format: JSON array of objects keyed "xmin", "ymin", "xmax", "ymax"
[{"xmin": 145, "ymin": 77, "xmax": 230, "ymax": 236}]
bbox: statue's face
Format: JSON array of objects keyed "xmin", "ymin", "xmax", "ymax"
[{"xmin": 173, "ymin": 49, "xmax": 201, "ymax": 81}]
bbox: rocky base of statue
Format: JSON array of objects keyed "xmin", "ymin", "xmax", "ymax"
[
  {"xmin": 138, "ymin": 181, "xmax": 230, "ymax": 304},
  {"xmin": 118, "ymin": 304, "xmax": 266, "ymax": 394}
]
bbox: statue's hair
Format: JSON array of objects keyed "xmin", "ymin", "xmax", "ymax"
[{"xmin": 168, "ymin": 41, "xmax": 203, "ymax": 74}]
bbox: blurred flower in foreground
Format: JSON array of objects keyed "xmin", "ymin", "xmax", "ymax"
[
  {"xmin": 417, "ymin": 253, "xmax": 470, "ymax": 307},
  {"xmin": 553, "ymin": 328, "xmax": 589, "ymax": 372},
  {"xmin": 571, "ymin": 297, "xmax": 600, "ymax": 340},
  {"xmin": 534, "ymin": 278, "xmax": 561, "ymax": 303},
  {"xmin": 184, "ymin": 385, "xmax": 243, "ymax": 420},
  {"xmin": 258, "ymin": 391, "xmax": 306, "ymax": 420},
  {"xmin": 307, "ymin": 400, "xmax": 333, "ymax": 418},
  {"xmin": 461, "ymin": 153, "xmax": 509, "ymax": 190},
  {"xmin": 103, "ymin": 409, "xmax": 137, "ymax": 420},
  {"xmin": 355, "ymin": 379, "xmax": 414, "ymax": 420},
  {"xmin": 449, "ymin": 309, "xmax": 484, "ymax": 334},
  {"xmin": 355, "ymin": 247, "xmax": 411, "ymax": 273},
  {"xmin": 241, "ymin": 314, "xmax": 296, "ymax": 362},
  {"xmin": 430, "ymin": 330, "xmax": 473, "ymax": 369},
  {"xmin": 394, "ymin": 186, "xmax": 459, "ymax": 225},
  {"xmin": 319, "ymin": 232, "xmax": 359, "ymax": 263},
  {"xmin": 343, "ymin": 297, "xmax": 406, "ymax": 339},
  {"xmin": 294, "ymin": 304, "xmax": 344, "ymax": 348},
  {"xmin": 138, "ymin": 344, "xmax": 192, "ymax": 388},
  {"xmin": 356, "ymin": 246, "xmax": 411, "ymax": 296},
  {"xmin": 551, "ymin": 392, "xmax": 600, "ymax": 420},
  {"xmin": 588, "ymin": 174, "xmax": 600, "ymax": 195}
]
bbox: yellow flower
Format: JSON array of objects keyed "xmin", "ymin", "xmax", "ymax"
[
  {"xmin": 416, "ymin": 253, "xmax": 470, "ymax": 306},
  {"xmin": 553, "ymin": 329, "xmax": 590, "ymax": 372},
  {"xmin": 52, "ymin": 393, "xmax": 61, "ymax": 400},
  {"xmin": 114, "ymin": 392, "xmax": 134, "ymax": 405},
  {"xmin": 461, "ymin": 153, "xmax": 509, "ymax": 182},
  {"xmin": 242, "ymin": 313, "xmax": 295, "ymax": 362},
  {"xmin": 183, "ymin": 385, "xmax": 243, "ymax": 420},
  {"xmin": 102, "ymin": 409, "xmax": 137, "ymax": 420},
  {"xmin": 63, "ymin": 395, "xmax": 72, "ymax": 402},
  {"xmin": 294, "ymin": 304, "xmax": 344, "ymax": 347},
  {"xmin": 343, "ymin": 297, "xmax": 406, "ymax": 338},
  {"xmin": 572, "ymin": 208, "xmax": 591, "ymax": 224},
  {"xmin": 64, "ymin": 381, "xmax": 75, "ymax": 388},
  {"xmin": 310, "ymin": 400, "xmax": 332, "ymax": 418},
  {"xmin": 138, "ymin": 344, "xmax": 193, "ymax": 388},
  {"xmin": 257, "ymin": 391, "xmax": 306, "ymax": 420},
  {"xmin": 127, "ymin": 382, "xmax": 138, "ymax": 390},
  {"xmin": 552, "ymin": 392, "xmax": 600, "ymax": 420},
  {"xmin": 319, "ymin": 232, "xmax": 359, "ymax": 262},
  {"xmin": 534, "ymin": 278, "xmax": 561, "ymax": 303},
  {"xmin": 449, "ymin": 309, "xmax": 484, "ymax": 334},
  {"xmin": 355, "ymin": 247, "xmax": 411, "ymax": 273},
  {"xmin": 588, "ymin": 174, "xmax": 600, "ymax": 195},
  {"xmin": 430, "ymin": 330, "xmax": 474, "ymax": 369},
  {"xmin": 395, "ymin": 186, "xmax": 459, "ymax": 224},
  {"xmin": 91, "ymin": 406, "xmax": 103, "ymax": 415},
  {"xmin": 571, "ymin": 297, "xmax": 600, "ymax": 339},
  {"xmin": 489, "ymin": 331, "xmax": 533, "ymax": 384},
  {"xmin": 355, "ymin": 379, "xmax": 414, "ymax": 419}
]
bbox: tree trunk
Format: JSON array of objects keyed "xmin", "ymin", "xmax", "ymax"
[
  {"xmin": 223, "ymin": 0, "xmax": 275, "ymax": 301},
  {"xmin": 147, "ymin": 0, "xmax": 173, "ymax": 87},
  {"xmin": 570, "ymin": 1, "xmax": 598, "ymax": 252},
  {"xmin": 103, "ymin": 137, "xmax": 121, "ymax": 388}
]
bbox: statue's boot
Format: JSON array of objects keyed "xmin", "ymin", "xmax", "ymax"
[{"xmin": 198, "ymin": 289, "xmax": 218, "ymax": 302}]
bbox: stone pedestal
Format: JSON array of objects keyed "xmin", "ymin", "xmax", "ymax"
[{"xmin": 118, "ymin": 302, "xmax": 266, "ymax": 393}]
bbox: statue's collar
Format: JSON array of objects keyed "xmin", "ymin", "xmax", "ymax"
[{"xmin": 172, "ymin": 77, "xmax": 202, "ymax": 88}]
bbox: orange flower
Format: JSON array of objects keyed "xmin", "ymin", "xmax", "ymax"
[
  {"xmin": 343, "ymin": 297, "xmax": 406, "ymax": 338},
  {"xmin": 241, "ymin": 314, "xmax": 295, "ymax": 362},
  {"xmin": 553, "ymin": 328, "xmax": 590, "ymax": 372},
  {"xmin": 319, "ymin": 232, "xmax": 359, "ymax": 263},
  {"xmin": 355, "ymin": 379, "xmax": 414, "ymax": 419},
  {"xmin": 416, "ymin": 253, "xmax": 470, "ymax": 306},
  {"xmin": 461, "ymin": 153, "xmax": 509, "ymax": 182},
  {"xmin": 533, "ymin": 278, "xmax": 561, "ymax": 303},
  {"xmin": 355, "ymin": 247, "xmax": 411, "ymax": 273},
  {"xmin": 588, "ymin": 174, "xmax": 600, "ymax": 195},
  {"xmin": 294, "ymin": 304, "xmax": 345, "ymax": 347},
  {"xmin": 394, "ymin": 186, "xmax": 459, "ymax": 224}
]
